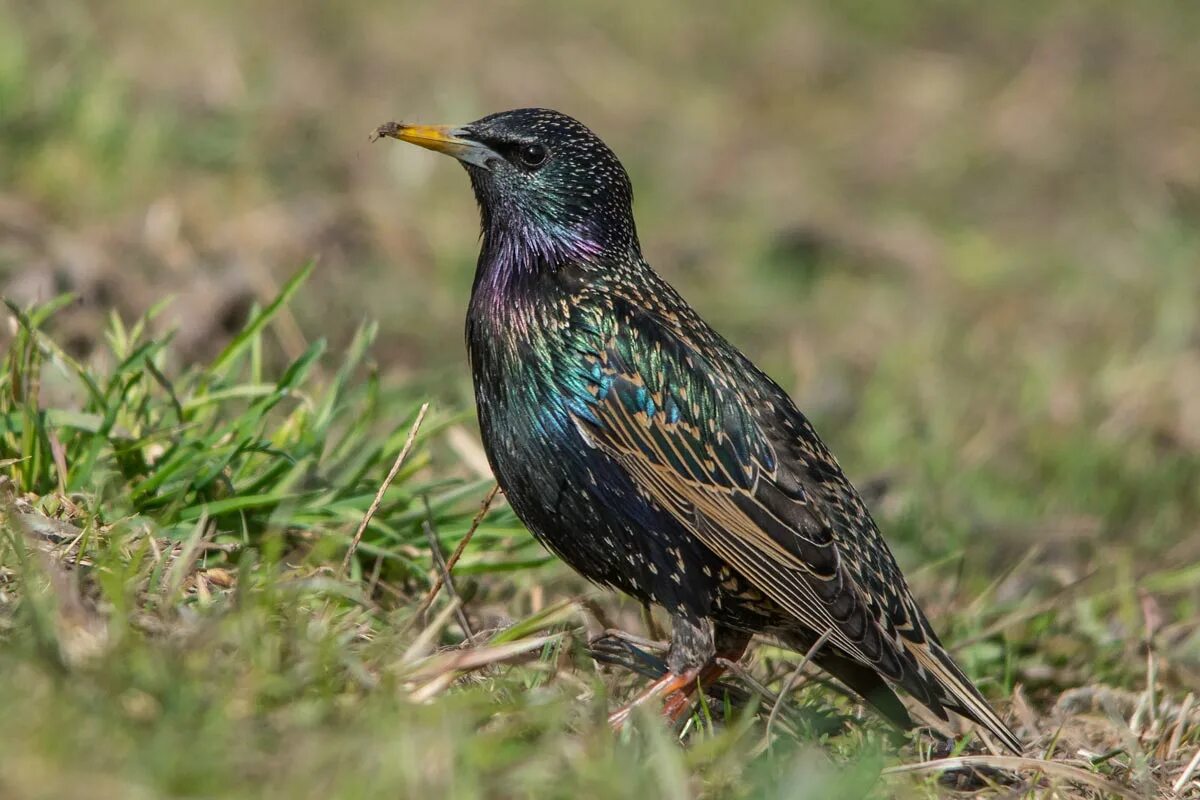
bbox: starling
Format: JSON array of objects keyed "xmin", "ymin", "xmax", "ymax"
[{"xmin": 375, "ymin": 108, "xmax": 1021, "ymax": 754}]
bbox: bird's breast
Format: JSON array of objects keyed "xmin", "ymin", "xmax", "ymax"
[{"xmin": 466, "ymin": 292, "xmax": 584, "ymax": 472}]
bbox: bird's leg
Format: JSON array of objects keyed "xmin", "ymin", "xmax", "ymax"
[
  {"xmin": 607, "ymin": 666, "xmax": 706, "ymax": 729},
  {"xmin": 659, "ymin": 632, "xmax": 751, "ymax": 724},
  {"xmin": 608, "ymin": 618, "xmax": 750, "ymax": 730}
]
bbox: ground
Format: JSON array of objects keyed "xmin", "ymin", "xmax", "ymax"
[{"xmin": 1, "ymin": 2, "xmax": 1199, "ymax": 797}]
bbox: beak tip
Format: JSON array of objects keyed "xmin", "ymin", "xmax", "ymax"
[
  {"xmin": 370, "ymin": 119, "xmax": 492, "ymax": 167},
  {"xmin": 371, "ymin": 121, "xmax": 402, "ymax": 142}
]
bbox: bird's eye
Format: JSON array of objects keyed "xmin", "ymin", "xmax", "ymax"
[{"xmin": 517, "ymin": 143, "xmax": 548, "ymax": 168}]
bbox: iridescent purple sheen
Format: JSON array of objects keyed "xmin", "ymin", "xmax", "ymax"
[{"xmin": 415, "ymin": 107, "xmax": 1021, "ymax": 754}]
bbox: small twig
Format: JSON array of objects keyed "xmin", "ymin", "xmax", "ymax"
[
  {"xmin": 365, "ymin": 554, "xmax": 385, "ymax": 606},
  {"xmin": 765, "ymin": 628, "xmax": 832, "ymax": 742},
  {"xmin": 406, "ymin": 633, "xmax": 564, "ymax": 703},
  {"xmin": 1166, "ymin": 693, "xmax": 1194, "ymax": 759},
  {"xmin": 716, "ymin": 658, "xmax": 806, "ymax": 749},
  {"xmin": 406, "ymin": 483, "xmax": 498, "ymax": 626},
  {"xmin": 340, "ymin": 402, "xmax": 429, "ymax": 577},
  {"xmin": 883, "ymin": 755, "xmax": 1132, "ymax": 797},
  {"xmin": 717, "ymin": 657, "xmax": 780, "ymax": 705},
  {"xmin": 422, "ymin": 496, "xmax": 475, "ymax": 645},
  {"xmin": 401, "ymin": 598, "xmax": 461, "ymax": 665},
  {"xmin": 600, "ymin": 628, "xmax": 668, "ymax": 652},
  {"xmin": 717, "ymin": 656, "xmax": 803, "ymax": 732},
  {"xmin": 440, "ymin": 483, "xmax": 499, "ymax": 586},
  {"xmin": 1174, "ymin": 745, "xmax": 1200, "ymax": 794}
]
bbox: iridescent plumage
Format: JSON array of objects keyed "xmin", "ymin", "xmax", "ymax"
[{"xmin": 377, "ymin": 108, "xmax": 1021, "ymax": 753}]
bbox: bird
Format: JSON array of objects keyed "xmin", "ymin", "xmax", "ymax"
[{"xmin": 374, "ymin": 108, "xmax": 1021, "ymax": 754}]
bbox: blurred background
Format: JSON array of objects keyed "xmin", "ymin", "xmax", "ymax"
[
  {"xmin": 2, "ymin": 2, "xmax": 1200, "ymax": 794},
  {"xmin": 4, "ymin": 0, "xmax": 1199, "ymax": 558}
]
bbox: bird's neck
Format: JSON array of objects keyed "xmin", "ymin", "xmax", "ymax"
[
  {"xmin": 479, "ymin": 219, "xmax": 595, "ymax": 283},
  {"xmin": 470, "ymin": 207, "xmax": 633, "ymax": 305}
]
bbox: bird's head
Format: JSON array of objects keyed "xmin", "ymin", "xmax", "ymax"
[{"xmin": 375, "ymin": 108, "xmax": 638, "ymax": 264}]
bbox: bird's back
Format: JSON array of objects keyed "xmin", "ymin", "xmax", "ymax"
[
  {"xmin": 469, "ymin": 254, "xmax": 1019, "ymax": 753},
  {"xmin": 380, "ymin": 105, "xmax": 1018, "ymax": 753}
]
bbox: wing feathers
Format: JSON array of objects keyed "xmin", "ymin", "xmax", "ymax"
[
  {"xmin": 903, "ymin": 639, "xmax": 1023, "ymax": 754},
  {"xmin": 571, "ymin": 307, "xmax": 1020, "ymax": 752}
]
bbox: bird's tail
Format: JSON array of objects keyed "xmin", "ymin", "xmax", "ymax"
[{"xmin": 903, "ymin": 638, "xmax": 1022, "ymax": 754}]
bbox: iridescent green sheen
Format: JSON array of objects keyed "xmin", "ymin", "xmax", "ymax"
[{"xmin": 388, "ymin": 107, "xmax": 1021, "ymax": 754}]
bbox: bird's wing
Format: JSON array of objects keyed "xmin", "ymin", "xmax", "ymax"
[{"xmin": 567, "ymin": 295, "xmax": 1020, "ymax": 753}]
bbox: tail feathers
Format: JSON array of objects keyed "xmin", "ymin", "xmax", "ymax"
[
  {"xmin": 814, "ymin": 648, "xmax": 915, "ymax": 732},
  {"xmin": 903, "ymin": 639, "xmax": 1022, "ymax": 755},
  {"xmin": 782, "ymin": 630, "xmax": 1022, "ymax": 754}
]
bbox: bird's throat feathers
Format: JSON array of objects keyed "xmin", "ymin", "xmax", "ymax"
[
  {"xmin": 469, "ymin": 201, "xmax": 610, "ymax": 326},
  {"xmin": 461, "ymin": 126, "xmax": 639, "ymax": 333}
]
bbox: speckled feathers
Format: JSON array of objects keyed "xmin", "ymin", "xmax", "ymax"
[{"xmin": 397, "ymin": 107, "xmax": 1020, "ymax": 753}]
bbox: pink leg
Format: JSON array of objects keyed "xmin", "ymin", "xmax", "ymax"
[{"xmin": 609, "ymin": 639, "xmax": 749, "ymax": 729}]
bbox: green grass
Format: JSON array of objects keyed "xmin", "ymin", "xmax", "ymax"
[
  {"xmin": 0, "ymin": 278, "xmax": 894, "ymax": 798},
  {"xmin": 3, "ymin": 273, "xmax": 1198, "ymax": 798},
  {"xmin": 2, "ymin": 1, "xmax": 1200, "ymax": 796}
]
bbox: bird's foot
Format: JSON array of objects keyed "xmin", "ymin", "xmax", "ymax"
[
  {"xmin": 608, "ymin": 651, "xmax": 744, "ymax": 730},
  {"xmin": 588, "ymin": 633, "xmax": 670, "ymax": 679},
  {"xmin": 607, "ymin": 667, "xmax": 702, "ymax": 730}
]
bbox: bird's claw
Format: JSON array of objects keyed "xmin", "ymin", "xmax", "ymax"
[{"xmin": 588, "ymin": 633, "xmax": 670, "ymax": 679}]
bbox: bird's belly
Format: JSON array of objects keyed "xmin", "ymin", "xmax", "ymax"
[{"xmin": 477, "ymin": 395, "xmax": 727, "ymax": 616}]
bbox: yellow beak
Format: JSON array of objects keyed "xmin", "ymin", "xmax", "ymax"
[{"xmin": 373, "ymin": 121, "xmax": 498, "ymax": 169}]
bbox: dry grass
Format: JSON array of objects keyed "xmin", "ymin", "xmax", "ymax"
[{"xmin": 2, "ymin": 1, "xmax": 1200, "ymax": 797}]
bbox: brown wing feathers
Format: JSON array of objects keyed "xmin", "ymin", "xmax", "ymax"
[{"xmin": 579, "ymin": 346, "xmax": 1022, "ymax": 754}]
